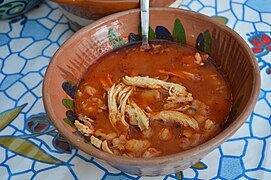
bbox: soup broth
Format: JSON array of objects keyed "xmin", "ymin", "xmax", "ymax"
[{"xmin": 73, "ymin": 42, "xmax": 232, "ymax": 158}]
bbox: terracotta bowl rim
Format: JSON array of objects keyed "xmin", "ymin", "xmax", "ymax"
[{"xmin": 43, "ymin": 7, "xmax": 260, "ymax": 167}]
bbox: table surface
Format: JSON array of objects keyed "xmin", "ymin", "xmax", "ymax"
[{"xmin": 0, "ymin": 0, "xmax": 271, "ymax": 179}]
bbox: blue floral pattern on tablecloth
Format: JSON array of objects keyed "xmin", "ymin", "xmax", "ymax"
[{"xmin": 0, "ymin": 0, "xmax": 271, "ymax": 179}]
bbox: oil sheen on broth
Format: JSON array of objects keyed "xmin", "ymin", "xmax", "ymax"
[{"xmin": 73, "ymin": 42, "xmax": 232, "ymax": 158}]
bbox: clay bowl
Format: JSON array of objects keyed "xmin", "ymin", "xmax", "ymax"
[
  {"xmin": 43, "ymin": 8, "xmax": 260, "ymax": 176},
  {"xmin": 52, "ymin": 0, "xmax": 176, "ymax": 27}
]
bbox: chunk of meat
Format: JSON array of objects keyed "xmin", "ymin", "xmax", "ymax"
[
  {"xmin": 176, "ymin": 99, "xmax": 210, "ymax": 123},
  {"xmin": 158, "ymin": 127, "xmax": 173, "ymax": 141},
  {"xmin": 151, "ymin": 110, "xmax": 199, "ymax": 131},
  {"xmin": 179, "ymin": 129, "xmax": 201, "ymax": 149},
  {"xmin": 142, "ymin": 148, "xmax": 161, "ymax": 158},
  {"xmin": 124, "ymin": 139, "xmax": 151, "ymax": 153},
  {"xmin": 142, "ymin": 127, "xmax": 154, "ymax": 138},
  {"xmin": 125, "ymin": 100, "xmax": 150, "ymax": 131},
  {"xmin": 108, "ymin": 83, "xmax": 133, "ymax": 134},
  {"xmin": 167, "ymin": 86, "xmax": 193, "ymax": 104},
  {"xmin": 112, "ymin": 135, "xmax": 127, "ymax": 149},
  {"xmin": 204, "ymin": 119, "xmax": 215, "ymax": 130},
  {"xmin": 191, "ymin": 99, "xmax": 210, "ymax": 116},
  {"xmin": 74, "ymin": 120, "xmax": 93, "ymax": 136},
  {"xmin": 81, "ymin": 97, "xmax": 106, "ymax": 114},
  {"xmin": 84, "ymin": 85, "xmax": 97, "ymax": 96},
  {"xmin": 111, "ymin": 135, "xmax": 127, "ymax": 156}
]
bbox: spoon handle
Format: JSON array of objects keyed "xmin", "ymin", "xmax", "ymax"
[{"xmin": 140, "ymin": 0, "xmax": 150, "ymax": 49}]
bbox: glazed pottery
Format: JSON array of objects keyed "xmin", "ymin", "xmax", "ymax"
[
  {"xmin": 53, "ymin": 0, "xmax": 176, "ymax": 27},
  {"xmin": 43, "ymin": 8, "xmax": 260, "ymax": 176},
  {"xmin": 0, "ymin": 0, "xmax": 42, "ymax": 19}
]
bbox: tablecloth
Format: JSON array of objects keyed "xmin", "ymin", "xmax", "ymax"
[{"xmin": 0, "ymin": 0, "xmax": 271, "ymax": 179}]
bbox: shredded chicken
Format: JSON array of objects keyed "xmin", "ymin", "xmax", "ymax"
[
  {"xmin": 151, "ymin": 111, "xmax": 199, "ymax": 131},
  {"xmin": 174, "ymin": 105, "xmax": 191, "ymax": 112},
  {"xmin": 122, "ymin": 76, "xmax": 193, "ymax": 105},
  {"xmin": 159, "ymin": 69, "xmax": 201, "ymax": 82},
  {"xmin": 74, "ymin": 120, "xmax": 93, "ymax": 136},
  {"xmin": 108, "ymin": 83, "xmax": 133, "ymax": 134},
  {"xmin": 125, "ymin": 100, "xmax": 149, "ymax": 131},
  {"xmin": 99, "ymin": 74, "xmax": 114, "ymax": 91},
  {"xmin": 75, "ymin": 74, "xmax": 217, "ymax": 157},
  {"xmin": 78, "ymin": 114, "xmax": 94, "ymax": 123},
  {"xmin": 123, "ymin": 75, "xmax": 183, "ymax": 90},
  {"xmin": 78, "ymin": 114, "xmax": 94, "ymax": 129}
]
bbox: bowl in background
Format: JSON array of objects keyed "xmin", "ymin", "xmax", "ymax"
[
  {"xmin": 43, "ymin": 8, "xmax": 260, "ymax": 176},
  {"xmin": 52, "ymin": 0, "xmax": 177, "ymax": 27},
  {"xmin": 0, "ymin": 0, "xmax": 42, "ymax": 19}
]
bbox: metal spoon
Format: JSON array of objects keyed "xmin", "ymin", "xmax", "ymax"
[{"xmin": 140, "ymin": 0, "xmax": 150, "ymax": 50}]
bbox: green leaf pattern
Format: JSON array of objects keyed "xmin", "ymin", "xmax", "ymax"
[
  {"xmin": 0, "ymin": 104, "xmax": 26, "ymax": 131},
  {"xmin": 108, "ymin": 28, "xmax": 127, "ymax": 49},
  {"xmin": 191, "ymin": 162, "xmax": 207, "ymax": 169},
  {"xmin": 212, "ymin": 16, "xmax": 228, "ymax": 24},
  {"xmin": 233, "ymin": 95, "xmax": 244, "ymax": 111},
  {"xmin": 0, "ymin": 136, "xmax": 63, "ymax": 164},
  {"xmin": 64, "ymin": 118, "xmax": 76, "ymax": 128},
  {"xmin": 62, "ymin": 99, "xmax": 74, "ymax": 110},
  {"xmin": 176, "ymin": 162, "xmax": 207, "ymax": 179},
  {"xmin": 138, "ymin": 24, "xmax": 156, "ymax": 40},
  {"xmin": 173, "ymin": 18, "xmax": 186, "ymax": 44},
  {"xmin": 203, "ymin": 30, "xmax": 212, "ymax": 54},
  {"xmin": 0, "ymin": 105, "xmax": 66, "ymax": 165}
]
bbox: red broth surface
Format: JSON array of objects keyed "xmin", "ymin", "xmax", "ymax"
[{"xmin": 74, "ymin": 42, "xmax": 232, "ymax": 158}]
